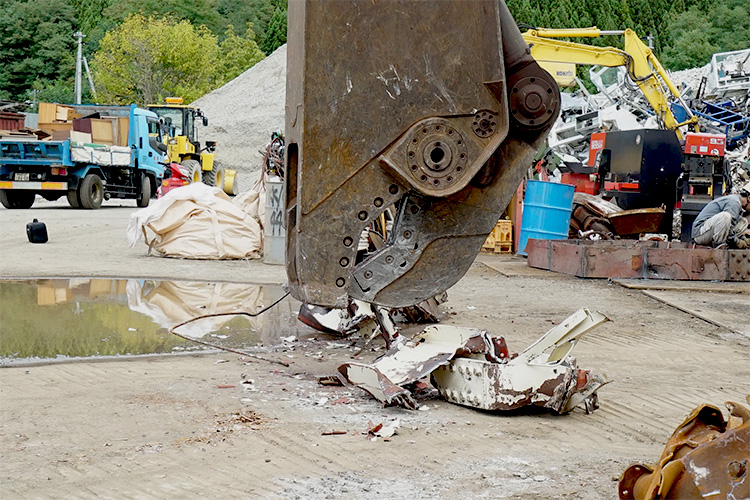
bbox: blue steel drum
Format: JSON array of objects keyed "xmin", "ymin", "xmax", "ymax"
[{"xmin": 517, "ymin": 180, "xmax": 574, "ymax": 256}]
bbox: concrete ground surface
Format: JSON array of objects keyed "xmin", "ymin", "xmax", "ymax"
[{"xmin": 1, "ymin": 198, "xmax": 749, "ymax": 499}]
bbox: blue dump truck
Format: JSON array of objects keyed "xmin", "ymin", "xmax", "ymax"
[{"xmin": 0, "ymin": 104, "xmax": 167, "ymax": 209}]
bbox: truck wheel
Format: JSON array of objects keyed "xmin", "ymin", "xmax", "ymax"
[
  {"xmin": 79, "ymin": 174, "xmax": 104, "ymax": 209},
  {"xmin": 0, "ymin": 190, "xmax": 35, "ymax": 209},
  {"xmin": 181, "ymin": 159, "xmax": 202, "ymax": 184},
  {"xmin": 67, "ymin": 190, "xmax": 81, "ymax": 208},
  {"xmin": 202, "ymin": 166, "xmax": 224, "ymax": 188},
  {"xmin": 136, "ymin": 174, "xmax": 152, "ymax": 207}
]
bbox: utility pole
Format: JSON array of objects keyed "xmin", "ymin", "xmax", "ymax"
[{"xmin": 74, "ymin": 31, "xmax": 85, "ymax": 104}]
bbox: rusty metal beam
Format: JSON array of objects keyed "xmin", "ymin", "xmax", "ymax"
[{"xmin": 526, "ymin": 239, "xmax": 750, "ymax": 282}]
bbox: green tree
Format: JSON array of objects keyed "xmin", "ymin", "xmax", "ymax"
[
  {"xmin": 0, "ymin": 0, "xmax": 76, "ymax": 101},
  {"xmin": 221, "ymin": 0, "xmax": 287, "ymax": 55},
  {"xmin": 30, "ymin": 79, "xmax": 95, "ymax": 108},
  {"xmin": 216, "ymin": 0, "xmax": 258, "ymax": 35},
  {"xmin": 260, "ymin": 4, "xmax": 287, "ymax": 54},
  {"xmin": 70, "ymin": 0, "xmax": 111, "ymax": 34},
  {"xmin": 711, "ymin": 0, "xmax": 750, "ymax": 51},
  {"xmin": 102, "ymin": 0, "xmax": 223, "ymax": 33},
  {"xmin": 91, "ymin": 15, "xmax": 219, "ymax": 105},
  {"xmin": 70, "ymin": 0, "xmax": 116, "ymax": 57},
  {"xmin": 216, "ymin": 26, "xmax": 266, "ymax": 85},
  {"xmin": 661, "ymin": 0, "xmax": 749, "ymax": 70}
]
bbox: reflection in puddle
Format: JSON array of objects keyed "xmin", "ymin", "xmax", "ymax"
[{"xmin": 0, "ymin": 278, "xmax": 301, "ymax": 364}]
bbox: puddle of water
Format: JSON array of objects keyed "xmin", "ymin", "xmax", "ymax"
[{"xmin": 0, "ymin": 278, "xmax": 302, "ymax": 365}]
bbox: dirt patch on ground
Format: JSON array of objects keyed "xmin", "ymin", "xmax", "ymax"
[{"xmin": 1, "ymin": 205, "xmax": 749, "ymax": 499}]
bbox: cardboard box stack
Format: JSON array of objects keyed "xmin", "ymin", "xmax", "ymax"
[{"xmin": 37, "ymin": 102, "xmax": 128, "ymax": 147}]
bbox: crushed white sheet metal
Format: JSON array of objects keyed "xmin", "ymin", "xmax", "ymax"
[{"xmin": 338, "ymin": 308, "xmax": 609, "ymax": 413}]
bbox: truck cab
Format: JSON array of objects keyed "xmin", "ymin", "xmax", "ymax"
[{"xmin": 132, "ymin": 107, "xmax": 167, "ymax": 176}]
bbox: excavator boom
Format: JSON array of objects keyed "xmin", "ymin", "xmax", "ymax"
[
  {"xmin": 284, "ymin": 0, "xmax": 560, "ymax": 308},
  {"xmin": 522, "ymin": 28, "xmax": 698, "ymax": 139}
]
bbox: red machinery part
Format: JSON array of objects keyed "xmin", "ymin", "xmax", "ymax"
[{"xmin": 683, "ymin": 132, "xmax": 726, "ymax": 157}]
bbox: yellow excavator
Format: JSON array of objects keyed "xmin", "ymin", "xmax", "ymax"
[
  {"xmin": 521, "ymin": 27, "xmax": 699, "ymax": 139},
  {"xmin": 148, "ymin": 97, "xmax": 236, "ymax": 194}
]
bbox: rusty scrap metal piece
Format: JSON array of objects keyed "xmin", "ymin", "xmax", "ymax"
[
  {"xmin": 618, "ymin": 397, "xmax": 750, "ymax": 500},
  {"xmin": 285, "ymin": 0, "xmax": 560, "ymax": 308},
  {"xmin": 298, "ymin": 300, "xmax": 376, "ymax": 336},
  {"xmin": 608, "ymin": 208, "xmax": 665, "ymax": 236},
  {"xmin": 298, "ymin": 294, "xmax": 447, "ymax": 348},
  {"xmin": 339, "ymin": 308, "xmax": 608, "ymax": 412},
  {"xmin": 526, "ymin": 239, "xmax": 750, "ymax": 281},
  {"xmin": 571, "ymin": 193, "xmax": 665, "ymax": 238}
]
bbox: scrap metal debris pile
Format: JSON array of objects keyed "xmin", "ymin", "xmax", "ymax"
[
  {"xmin": 334, "ymin": 308, "xmax": 609, "ymax": 414},
  {"xmin": 519, "ymin": 29, "xmax": 749, "ymax": 248},
  {"xmin": 545, "ymin": 47, "xmax": 750, "ymax": 176}
]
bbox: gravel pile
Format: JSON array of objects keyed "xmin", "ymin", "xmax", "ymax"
[{"xmin": 191, "ymin": 45, "xmax": 287, "ymax": 193}]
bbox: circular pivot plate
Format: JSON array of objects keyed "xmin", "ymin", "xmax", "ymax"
[
  {"xmin": 472, "ymin": 110, "xmax": 498, "ymax": 138},
  {"xmin": 509, "ymin": 76, "xmax": 557, "ymax": 129},
  {"xmin": 406, "ymin": 119, "xmax": 468, "ymax": 190}
]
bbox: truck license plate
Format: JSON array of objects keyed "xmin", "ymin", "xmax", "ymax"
[{"xmin": 15, "ymin": 173, "xmax": 30, "ymax": 181}]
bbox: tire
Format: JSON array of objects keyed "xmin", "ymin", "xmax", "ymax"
[
  {"xmin": 136, "ymin": 174, "xmax": 152, "ymax": 207},
  {"xmin": 67, "ymin": 190, "xmax": 81, "ymax": 208},
  {"xmin": 202, "ymin": 166, "xmax": 224, "ymax": 188},
  {"xmin": 0, "ymin": 190, "xmax": 35, "ymax": 209},
  {"xmin": 181, "ymin": 159, "xmax": 202, "ymax": 184},
  {"xmin": 79, "ymin": 173, "xmax": 104, "ymax": 209}
]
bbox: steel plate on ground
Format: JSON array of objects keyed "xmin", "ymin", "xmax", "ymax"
[{"xmin": 526, "ymin": 239, "xmax": 749, "ymax": 282}]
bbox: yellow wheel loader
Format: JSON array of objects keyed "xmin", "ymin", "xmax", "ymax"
[{"xmin": 148, "ymin": 97, "xmax": 236, "ymax": 194}]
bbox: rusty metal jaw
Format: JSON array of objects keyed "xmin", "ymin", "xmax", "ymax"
[{"xmin": 284, "ymin": 0, "xmax": 561, "ymax": 309}]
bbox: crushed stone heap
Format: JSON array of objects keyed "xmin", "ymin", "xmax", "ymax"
[{"xmin": 192, "ymin": 45, "xmax": 287, "ymax": 191}]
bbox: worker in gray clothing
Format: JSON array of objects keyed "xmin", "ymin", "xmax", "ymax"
[{"xmin": 692, "ymin": 181, "xmax": 750, "ymax": 248}]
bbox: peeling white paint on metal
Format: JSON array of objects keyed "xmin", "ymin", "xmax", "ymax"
[
  {"xmin": 374, "ymin": 65, "xmax": 417, "ymax": 101},
  {"xmin": 687, "ymin": 463, "xmax": 711, "ymax": 483}
]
